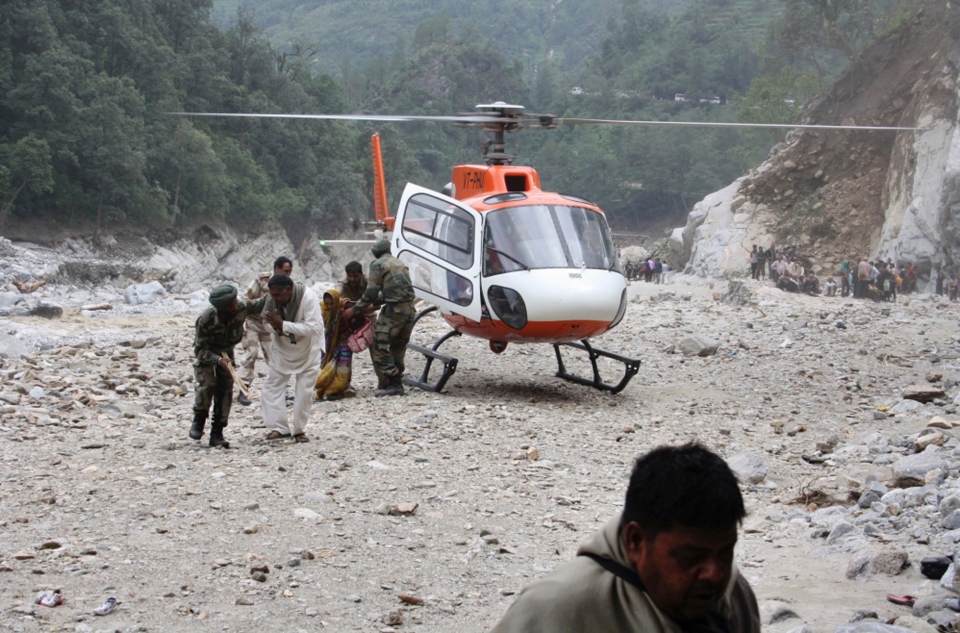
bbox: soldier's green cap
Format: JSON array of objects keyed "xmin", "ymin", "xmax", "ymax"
[
  {"xmin": 209, "ymin": 284, "xmax": 237, "ymax": 309},
  {"xmin": 372, "ymin": 238, "xmax": 391, "ymax": 257}
]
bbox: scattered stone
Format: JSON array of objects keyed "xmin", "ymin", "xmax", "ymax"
[
  {"xmin": 902, "ymin": 385, "xmax": 945, "ymax": 403},
  {"xmin": 678, "ymin": 335, "xmax": 720, "ymax": 357},
  {"xmin": 389, "ymin": 502, "xmax": 419, "ymax": 516}
]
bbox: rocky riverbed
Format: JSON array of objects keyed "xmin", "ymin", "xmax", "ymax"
[{"xmin": 2, "ymin": 270, "xmax": 960, "ymax": 633}]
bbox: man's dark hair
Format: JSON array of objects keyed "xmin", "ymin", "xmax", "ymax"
[
  {"xmin": 345, "ymin": 261, "xmax": 363, "ymax": 274},
  {"xmin": 621, "ymin": 443, "xmax": 745, "ymax": 536},
  {"xmin": 273, "ymin": 256, "xmax": 293, "ymax": 271},
  {"xmin": 267, "ymin": 274, "xmax": 294, "ymax": 288}
]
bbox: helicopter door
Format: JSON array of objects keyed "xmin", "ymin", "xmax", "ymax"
[{"xmin": 394, "ymin": 184, "xmax": 483, "ymax": 323}]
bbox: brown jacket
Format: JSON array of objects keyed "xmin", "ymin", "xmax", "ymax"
[{"xmin": 489, "ymin": 515, "xmax": 760, "ymax": 633}]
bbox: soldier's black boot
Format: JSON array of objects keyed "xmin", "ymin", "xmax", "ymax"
[
  {"xmin": 374, "ymin": 376, "xmax": 405, "ymax": 397},
  {"xmin": 189, "ymin": 412, "xmax": 207, "ymax": 440},
  {"xmin": 209, "ymin": 420, "xmax": 230, "ymax": 449}
]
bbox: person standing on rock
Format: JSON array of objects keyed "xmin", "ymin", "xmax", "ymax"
[
  {"xmin": 489, "ymin": 443, "xmax": 761, "ymax": 633},
  {"xmin": 857, "ymin": 257, "xmax": 872, "ymax": 299},
  {"xmin": 237, "ymin": 256, "xmax": 293, "ymax": 406},
  {"xmin": 191, "ymin": 284, "xmax": 266, "ymax": 448},
  {"xmin": 261, "ymin": 274, "xmax": 324, "ymax": 442},
  {"xmin": 342, "ymin": 238, "xmax": 415, "ymax": 397},
  {"xmin": 755, "ymin": 247, "xmax": 767, "ymax": 281}
]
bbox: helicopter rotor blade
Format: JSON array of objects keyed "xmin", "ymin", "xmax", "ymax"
[
  {"xmin": 168, "ymin": 110, "xmax": 920, "ymax": 132},
  {"xmin": 167, "ymin": 111, "xmax": 508, "ymax": 125},
  {"xmin": 551, "ymin": 117, "xmax": 920, "ymax": 132}
]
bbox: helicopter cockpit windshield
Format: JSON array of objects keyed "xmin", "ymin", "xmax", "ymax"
[{"xmin": 484, "ymin": 205, "xmax": 620, "ymax": 276}]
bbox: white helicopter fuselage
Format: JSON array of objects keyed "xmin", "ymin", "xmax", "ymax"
[{"xmin": 393, "ymin": 179, "xmax": 628, "ymax": 346}]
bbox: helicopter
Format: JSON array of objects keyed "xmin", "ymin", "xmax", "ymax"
[{"xmin": 173, "ymin": 103, "xmax": 916, "ymax": 394}]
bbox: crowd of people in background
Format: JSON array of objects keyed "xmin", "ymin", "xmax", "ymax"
[
  {"xmin": 745, "ymin": 243, "xmax": 958, "ymax": 302},
  {"xmin": 624, "ymin": 257, "xmax": 669, "ymax": 284},
  {"xmin": 619, "ymin": 242, "xmax": 960, "ymax": 302}
]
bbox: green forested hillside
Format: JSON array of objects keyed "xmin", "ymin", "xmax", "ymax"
[
  {"xmin": 211, "ymin": 0, "xmax": 690, "ymax": 76},
  {"xmin": 0, "ymin": 0, "xmax": 367, "ymax": 240},
  {"xmin": 0, "ymin": 0, "xmax": 914, "ymax": 239}
]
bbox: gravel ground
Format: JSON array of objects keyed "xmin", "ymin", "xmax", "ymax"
[{"xmin": 1, "ymin": 277, "xmax": 959, "ymax": 633}]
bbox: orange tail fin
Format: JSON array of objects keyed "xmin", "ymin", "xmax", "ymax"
[{"xmin": 371, "ymin": 133, "xmax": 393, "ymax": 230}]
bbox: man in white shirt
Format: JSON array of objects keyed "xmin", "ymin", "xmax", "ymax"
[{"xmin": 261, "ymin": 275, "xmax": 324, "ymax": 443}]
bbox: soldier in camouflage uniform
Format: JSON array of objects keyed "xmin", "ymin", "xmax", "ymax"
[
  {"xmin": 343, "ymin": 238, "xmax": 416, "ymax": 397},
  {"xmin": 191, "ymin": 284, "xmax": 266, "ymax": 447},
  {"xmin": 237, "ymin": 256, "xmax": 293, "ymax": 405}
]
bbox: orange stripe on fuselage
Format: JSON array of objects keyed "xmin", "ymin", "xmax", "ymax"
[{"xmin": 442, "ymin": 314, "xmax": 611, "ymax": 344}]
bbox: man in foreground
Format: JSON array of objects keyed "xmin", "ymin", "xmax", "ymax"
[
  {"xmin": 261, "ymin": 274, "xmax": 324, "ymax": 443},
  {"xmin": 237, "ymin": 256, "xmax": 293, "ymax": 405},
  {"xmin": 489, "ymin": 443, "xmax": 761, "ymax": 633},
  {"xmin": 190, "ymin": 285, "xmax": 266, "ymax": 448},
  {"xmin": 342, "ymin": 238, "xmax": 415, "ymax": 397}
]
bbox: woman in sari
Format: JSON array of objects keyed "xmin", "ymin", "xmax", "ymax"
[{"xmin": 315, "ymin": 289, "xmax": 354, "ymax": 400}]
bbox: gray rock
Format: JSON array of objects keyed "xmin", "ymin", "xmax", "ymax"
[
  {"xmin": 834, "ymin": 623, "xmax": 917, "ymax": 633},
  {"xmin": 124, "ymin": 281, "xmax": 168, "ymax": 305},
  {"xmin": 729, "ymin": 452, "xmax": 767, "ymax": 484},
  {"xmin": 943, "ymin": 509, "xmax": 960, "ymax": 530},
  {"xmin": 858, "ymin": 482, "xmax": 888, "ymax": 508},
  {"xmin": 849, "ymin": 610, "xmax": 879, "ymax": 622},
  {"xmin": 827, "ymin": 521, "xmax": 860, "ymax": 545},
  {"xmin": 889, "ymin": 399, "xmax": 924, "ymax": 414},
  {"xmin": 903, "ymin": 384, "xmax": 946, "ymax": 403},
  {"xmin": 891, "ymin": 615, "xmax": 938, "ymax": 633},
  {"xmin": 868, "ymin": 549, "xmax": 909, "ymax": 575},
  {"xmin": 940, "ymin": 563, "xmax": 960, "ymax": 593},
  {"xmin": 913, "ymin": 594, "xmax": 956, "ymax": 617},
  {"xmin": 0, "ymin": 291, "xmax": 25, "ymax": 308},
  {"xmin": 0, "ymin": 333, "xmax": 27, "ymax": 359},
  {"xmin": 940, "ymin": 494, "xmax": 960, "ymax": 517},
  {"xmin": 925, "ymin": 609, "xmax": 960, "ymax": 628},
  {"xmin": 846, "ymin": 551, "xmax": 871, "ymax": 580},
  {"xmin": 678, "ymin": 335, "xmax": 720, "ymax": 357},
  {"xmin": 892, "ymin": 448, "xmax": 948, "ymax": 487}
]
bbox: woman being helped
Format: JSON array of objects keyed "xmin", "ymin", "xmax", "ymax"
[{"xmin": 315, "ymin": 289, "xmax": 355, "ymax": 400}]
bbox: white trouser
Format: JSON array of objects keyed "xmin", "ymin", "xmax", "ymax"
[{"xmin": 261, "ymin": 366, "xmax": 316, "ymax": 435}]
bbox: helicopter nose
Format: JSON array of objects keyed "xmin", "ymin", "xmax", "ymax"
[{"xmin": 486, "ymin": 269, "xmax": 626, "ymax": 338}]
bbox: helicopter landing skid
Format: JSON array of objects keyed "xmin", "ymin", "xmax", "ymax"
[
  {"xmin": 553, "ymin": 339, "xmax": 641, "ymax": 394},
  {"xmin": 404, "ymin": 306, "xmax": 460, "ymax": 393}
]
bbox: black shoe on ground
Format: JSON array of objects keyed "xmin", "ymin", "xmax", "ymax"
[
  {"xmin": 237, "ymin": 393, "xmax": 252, "ymax": 406},
  {"xmin": 189, "ymin": 415, "xmax": 206, "ymax": 440},
  {"xmin": 209, "ymin": 430, "xmax": 230, "ymax": 449},
  {"xmin": 374, "ymin": 377, "xmax": 405, "ymax": 397}
]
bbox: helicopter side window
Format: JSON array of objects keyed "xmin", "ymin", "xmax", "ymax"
[
  {"xmin": 400, "ymin": 194, "xmax": 474, "ymax": 270},
  {"xmin": 398, "ymin": 251, "xmax": 473, "ymax": 307}
]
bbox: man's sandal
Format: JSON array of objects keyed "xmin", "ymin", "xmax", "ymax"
[
  {"xmin": 293, "ymin": 433, "xmax": 310, "ymax": 443},
  {"xmin": 265, "ymin": 431, "xmax": 289, "ymax": 441}
]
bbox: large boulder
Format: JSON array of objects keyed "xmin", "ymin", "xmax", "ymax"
[{"xmin": 124, "ymin": 281, "xmax": 168, "ymax": 305}]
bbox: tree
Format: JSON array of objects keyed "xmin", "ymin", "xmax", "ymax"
[
  {"xmin": 72, "ymin": 73, "xmax": 149, "ymax": 239},
  {"xmin": 0, "ymin": 134, "xmax": 53, "ymax": 229},
  {"xmin": 764, "ymin": 0, "xmax": 900, "ymax": 85},
  {"xmin": 732, "ymin": 68, "xmax": 820, "ymax": 165}
]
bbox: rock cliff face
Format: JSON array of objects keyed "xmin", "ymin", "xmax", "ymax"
[
  {"xmin": 3, "ymin": 220, "xmax": 373, "ymax": 295},
  {"xmin": 671, "ymin": 1, "xmax": 960, "ymax": 284}
]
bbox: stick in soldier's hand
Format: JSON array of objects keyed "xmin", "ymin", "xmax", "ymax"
[{"xmin": 221, "ymin": 352, "xmax": 250, "ymax": 397}]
